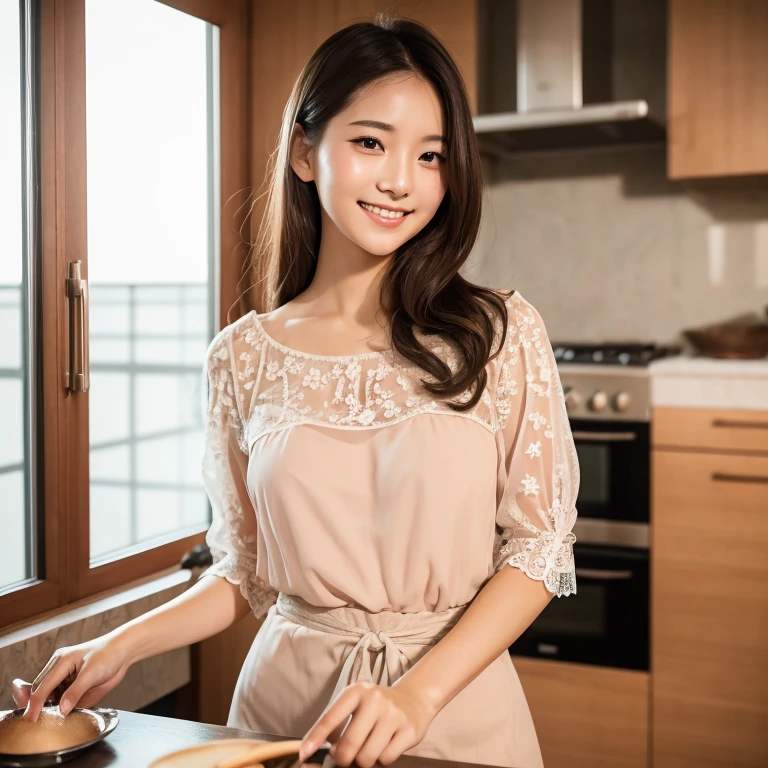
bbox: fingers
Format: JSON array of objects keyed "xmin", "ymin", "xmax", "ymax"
[
  {"xmin": 11, "ymin": 679, "xmax": 32, "ymax": 709},
  {"xmin": 62, "ymin": 665, "xmax": 126, "ymax": 714},
  {"xmin": 344, "ymin": 717, "xmax": 395, "ymax": 768},
  {"xmin": 332, "ymin": 695, "xmax": 380, "ymax": 768},
  {"xmin": 376, "ymin": 728, "xmax": 414, "ymax": 766},
  {"xmin": 300, "ymin": 687, "xmax": 361, "ymax": 760},
  {"xmin": 23, "ymin": 652, "xmax": 77, "ymax": 722}
]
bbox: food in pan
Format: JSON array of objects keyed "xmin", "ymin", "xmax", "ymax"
[{"xmin": 0, "ymin": 707, "xmax": 100, "ymax": 754}]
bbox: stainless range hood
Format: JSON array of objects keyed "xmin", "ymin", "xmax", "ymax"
[{"xmin": 473, "ymin": 0, "xmax": 666, "ymax": 156}]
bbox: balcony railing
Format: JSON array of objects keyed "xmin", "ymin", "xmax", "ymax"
[{"xmin": 0, "ymin": 282, "xmax": 213, "ymax": 586}]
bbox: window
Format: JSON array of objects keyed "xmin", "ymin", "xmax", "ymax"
[
  {"xmin": 84, "ymin": 0, "xmax": 218, "ymax": 565},
  {"xmin": 0, "ymin": 0, "xmax": 249, "ymax": 629}
]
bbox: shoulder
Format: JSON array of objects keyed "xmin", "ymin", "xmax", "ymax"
[
  {"xmin": 204, "ymin": 311, "xmax": 262, "ymax": 378},
  {"xmin": 485, "ymin": 289, "xmax": 550, "ymax": 353}
]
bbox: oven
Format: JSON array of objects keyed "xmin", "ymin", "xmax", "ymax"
[{"xmin": 508, "ymin": 355, "xmax": 661, "ymax": 672}]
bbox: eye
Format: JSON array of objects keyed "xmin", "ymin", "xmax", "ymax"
[
  {"xmin": 421, "ymin": 151, "xmax": 447, "ymax": 165},
  {"xmin": 352, "ymin": 137, "xmax": 382, "ymax": 151}
]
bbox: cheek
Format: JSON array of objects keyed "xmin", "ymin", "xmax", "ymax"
[
  {"xmin": 318, "ymin": 148, "xmax": 368, "ymax": 195},
  {"xmin": 423, "ymin": 173, "xmax": 447, "ymax": 211}
]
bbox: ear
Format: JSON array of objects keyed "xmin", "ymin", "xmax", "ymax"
[{"xmin": 289, "ymin": 122, "xmax": 314, "ymax": 182}]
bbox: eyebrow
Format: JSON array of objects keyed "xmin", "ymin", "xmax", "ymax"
[{"xmin": 348, "ymin": 119, "xmax": 447, "ymax": 145}]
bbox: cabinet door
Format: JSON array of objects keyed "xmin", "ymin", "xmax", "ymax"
[
  {"xmin": 513, "ymin": 657, "xmax": 649, "ymax": 768},
  {"xmin": 652, "ymin": 449, "xmax": 768, "ymax": 767},
  {"xmin": 668, "ymin": 0, "xmax": 768, "ymax": 179}
]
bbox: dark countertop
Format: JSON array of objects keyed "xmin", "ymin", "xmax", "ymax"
[{"xmin": 68, "ymin": 711, "xmax": 497, "ymax": 768}]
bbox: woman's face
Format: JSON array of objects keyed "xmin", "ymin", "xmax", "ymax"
[{"xmin": 290, "ymin": 74, "xmax": 449, "ymax": 258}]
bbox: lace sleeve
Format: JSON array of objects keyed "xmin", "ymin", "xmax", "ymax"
[
  {"xmin": 198, "ymin": 326, "xmax": 278, "ymax": 618},
  {"xmin": 490, "ymin": 292, "xmax": 580, "ymax": 597}
]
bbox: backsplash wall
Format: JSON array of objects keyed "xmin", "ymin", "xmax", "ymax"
[{"xmin": 465, "ymin": 146, "xmax": 768, "ymax": 345}]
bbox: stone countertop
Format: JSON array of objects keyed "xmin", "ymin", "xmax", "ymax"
[
  {"xmin": 649, "ymin": 356, "xmax": 768, "ymax": 410},
  {"xmin": 66, "ymin": 710, "xmax": 498, "ymax": 768}
]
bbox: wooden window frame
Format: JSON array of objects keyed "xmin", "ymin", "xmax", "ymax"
[{"xmin": 0, "ymin": 0, "xmax": 250, "ymax": 630}]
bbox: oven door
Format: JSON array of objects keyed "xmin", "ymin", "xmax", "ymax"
[
  {"xmin": 571, "ymin": 419, "xmax": 649, "ymax": 524},
  {"xmin": 509, "ymin": 543, "xmax": 649, "ymax": 671}
]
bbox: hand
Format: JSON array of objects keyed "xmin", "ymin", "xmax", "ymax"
[
  {"xmin": 299, "ymin": 682, "xmax": 437, "ymax": 768},
  {"xmin": 18, "ymin": 635, "xmax": 130, "ymax": 723}
]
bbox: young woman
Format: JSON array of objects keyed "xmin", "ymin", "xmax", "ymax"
[{"xmin": 17, "ymin": 15, "xmax": 579, "ymax": 768}]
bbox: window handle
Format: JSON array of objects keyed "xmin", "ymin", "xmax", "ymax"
[{"xmin": 65, "ymin": 260, "xmax": 90, "ymax": 393}]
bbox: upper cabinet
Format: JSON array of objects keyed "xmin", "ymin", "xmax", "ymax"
[{"xmin": 668, "ymin": 0, "xmax": 768, "ymax": 180}]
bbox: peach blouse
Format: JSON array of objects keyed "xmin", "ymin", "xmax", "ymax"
[{"xmin": 198, "ymin": 290, "xmax": 579, "ymax": 617}]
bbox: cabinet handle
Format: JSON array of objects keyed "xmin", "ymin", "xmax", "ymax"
[
  {"xmin": 572, "ymin": 431, "xmax": 637, "ymax": 442},
  {"xmin": 712, "ymin": 419, "xmax": 768, "ymax": 430},
  {"xmin": 574, "ymin": 568, "xmax": 633, "ymax": 581},
  {"xmin": 712, "ymin": 472, "xmax": 768, "ymax": 485}
]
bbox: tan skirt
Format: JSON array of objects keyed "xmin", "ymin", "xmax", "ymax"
[{"xmin": 227, "ymin": 594, "xmax": 544, "ymax": 768}]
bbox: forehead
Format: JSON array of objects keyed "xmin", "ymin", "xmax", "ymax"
[{"xmin": 340, "ymin": 75, "xmax": 445, "ymax": 136}]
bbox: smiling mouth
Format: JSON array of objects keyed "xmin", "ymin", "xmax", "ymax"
[{"xmin": 358, "ymin": 201, "xmax": 413, "ymax": 218}]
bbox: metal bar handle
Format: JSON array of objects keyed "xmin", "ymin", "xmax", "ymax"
[
  {"xmin": 575, "ymin": 568, "xmax": 634, "ymax": 581},
  {"xmin": 65, "ymin": 260, "xmax": 90, "ymax": 393},
  {"xmin": 712, "ymin": 419, "xmax": 768, "ymax": 430},
  {"xmin": 571, "ymin": 431, "xmax": 637, "ymax": 442},
  {"xmin": 712, "ymin": 472, "xmax": 768, "ymax": 485}
]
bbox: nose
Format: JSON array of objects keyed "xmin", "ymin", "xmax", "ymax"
[{"xmin": 377, "ymin": 150, "xmax": 412, "ymax": 199}]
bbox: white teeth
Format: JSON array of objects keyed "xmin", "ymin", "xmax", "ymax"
[{"xmin": 360, "ymin": 202, "xmax": 406, "ymax": 219}]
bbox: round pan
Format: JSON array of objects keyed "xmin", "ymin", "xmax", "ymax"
[{"xmin": 0, "ymin": 707, "xmax": 119, "ymax": 768}]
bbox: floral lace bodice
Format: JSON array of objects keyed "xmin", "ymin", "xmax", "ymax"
[{"xmin": 199, "ymin": 290, "xmax": 579, "ymax": 618}]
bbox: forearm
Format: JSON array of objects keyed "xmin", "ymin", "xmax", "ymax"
[
  {"xmin": 393, "ymin": 564, "xmax": 553, "ymax": 715},
  {"xmin": 108, "ymin": 573, "xmax": 251, "ymax": 666}
]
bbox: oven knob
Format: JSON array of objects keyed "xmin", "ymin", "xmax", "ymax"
[
  {"xmin": 589, "ymin": 390, "xmax": 608, "ymax": 412},
  {"xmin": 612, "ymin": 391, "xmax": 632, "ymax": 413},
  {"xmin": 563, "ymin": 386, "xmax": 582, "ymax": 414}
]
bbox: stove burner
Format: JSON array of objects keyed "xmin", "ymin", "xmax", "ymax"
[{"xmin": 553, "ymin": 342, "xmax": 681, "ymax": 366}]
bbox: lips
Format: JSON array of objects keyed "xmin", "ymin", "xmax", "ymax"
[{"xmin": 358, "ymin": 201, "xmax": 413, "ymax": 215}]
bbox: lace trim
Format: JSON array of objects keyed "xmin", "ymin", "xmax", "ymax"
[
  {"xmin": 200, "ymin": 554, "xmax": 279, "ymax": 619},
  {"xmin": 494, "ymin": 528, "xmax": 577, "ymax": 598},
  {"xmin": 225, "ymin": 312, "xmax": 497, "ymax": 440}
]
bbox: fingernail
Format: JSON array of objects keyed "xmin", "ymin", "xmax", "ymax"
[
  {"xmin": 60, "ymin": 699, "xmax": 70, "ymax": 716},
  {"xmin": 300, "ymin": 742, "xmax": 314, "ymax": 760}
]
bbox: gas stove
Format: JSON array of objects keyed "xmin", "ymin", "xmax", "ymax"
[
  {"xmin": 553, "ymin": 342, "xmax": 681, "ymax": 421},
  {"xmin": 553, "ymin": 342, "xmax": 681, "ymax": 367}
]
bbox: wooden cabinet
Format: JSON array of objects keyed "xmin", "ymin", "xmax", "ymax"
[
  {"xmin": 668, "ymin": 0, "xmax": 768, "ymax": 179},
  {"xmin": 513, "ymin": 657, "xmax": 649, "ymax": 768},
  {"xmin": 652, "ymin": 408, "xmax": 768, "ymax": 767},
  {"xmin": 653, "ymin": 407, "xmax": 768, "ymax": 453}
]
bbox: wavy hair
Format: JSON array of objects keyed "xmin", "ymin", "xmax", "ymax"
[{"xmin": 244, "ymin": 13, "xmax": 510, "ymax": 411}]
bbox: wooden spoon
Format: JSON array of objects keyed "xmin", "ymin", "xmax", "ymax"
[{"xmin": 215, "ymin": 739, "xmax": 304, "ymax": 768}]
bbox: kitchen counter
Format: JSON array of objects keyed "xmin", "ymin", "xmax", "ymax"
[
  {"xmin": 67, "ymin": 711, "xmax": 498, "ymax": 768},
  {"xmin": 649, "ymin": 356, "xmax": 768, "ymax": 410}
]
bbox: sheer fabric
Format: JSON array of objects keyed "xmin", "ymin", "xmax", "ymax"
[{"xmin": 199, "ymin": 290, "xmax": 579, "ymax": 617}]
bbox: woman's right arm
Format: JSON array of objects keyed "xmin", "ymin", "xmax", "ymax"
[
  {"xmin": 20, "ymin": 573, "xmax": 249, "ymax": 722},
  {"xmin": 20, "ymin": 323, "xmax": 278, "ymax": 721}
]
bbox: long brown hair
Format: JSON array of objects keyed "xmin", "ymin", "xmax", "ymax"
[{"xmin": 245, "ymin": 13, "xmax": 510, "ymax": 411}]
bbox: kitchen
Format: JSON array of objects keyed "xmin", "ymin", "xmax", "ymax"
[{"xmin": 1, "ymin": 1, "xmax": 767, "ymax": 767}]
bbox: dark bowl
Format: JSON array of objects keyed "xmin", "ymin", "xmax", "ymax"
[{"xmin": 683, "ymin": 324, "xmax": 768, "ymax": 359}]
